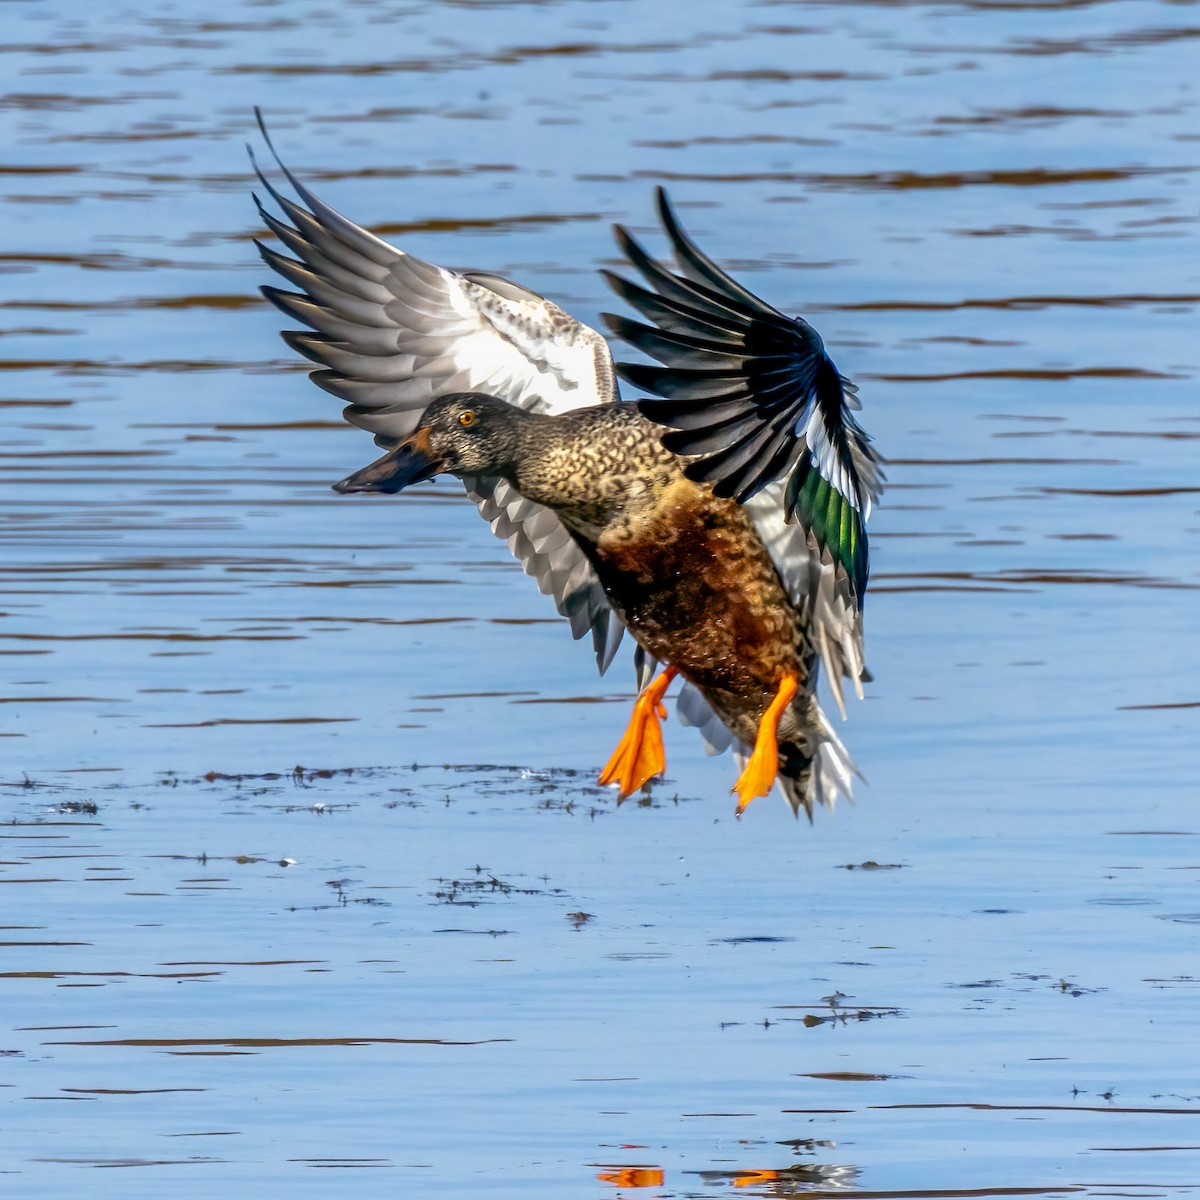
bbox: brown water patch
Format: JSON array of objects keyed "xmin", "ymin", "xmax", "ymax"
[
  {"xmin": 61, "ymin": 1087, "xmax": 205, "ymax": 1095},
  {"xmin": 17, "ymin": 1025, "xmax": 116, "ymax": 1031},
  {"xmin": 413, "ymin": 690, "xmax": 536, "ymax": 701},
  {"xmin": 874, "ymin": 569, "xmax": 1190, "ymax": 591},
  {"xmin": 635, "ymin": 133, "xmax": 838, "ymax": 149},
  {"xmin": 874, "ymin": 1102, "xmax": 1200, "ymax": 1116},
  {"xmin": 43, "ymin": 1035, "xmax": 511, "ymax": 1048},
  {"xmin": 1035, "ymin": 485, "xmax": 1200, "ymax": 497},
  {"xmin": 159, "ymin": 960, "xmax": 325, "ymax": 967},
  {"xmin": 292, "ymin": 1157, "xmax": 394, "ymax": 1168},
  {"xmin": 0, "ymin": 295, "xmax": 261, "ymax": 312},
  {"xmin": 800, "ymin": 1072, "xmax": 897, "ymax": 1082},
  {"xmin": 637, "ymin": 164, "xmax": 1197, "ymax": 191},
  {"xmin": 955, "ymin": 24, "xmax": 1200, "ymax": 56},
  {"xmin": 372, "ymin": 211, "xmax": 607, "ymax": 238},
  {"xmin": 867, "ymin": 367, "xmax": 1184, "ymax": 383},
  {"xmin": 1065, "ymin": 428, "xmax": 1200, "ymax": 440},
  {"xmin": 0, "ymin": 940, "xmax": 90, "ymax": 946},
  {"xmin": 1, "ymin": 969, "xmax": 222, "ymax": 980},
  {"xmin": 887, "ymin": 457, "xmax": 1121, "ymax": 466},
  {"xmin": 1092, "ymin": 1143, "xmax": 1200, "ymax": 1151},
  {"xmin": 732, "ymin": 1189, "xmax": 1084, "ymax": 1199},
  {"xmin": 0, "ymin": 356, "xmax": 288, "ymax": 375},
  {"xmin": 33, "ymin": 1157, "xmax": 225, "ymax": 1168},
  {"xmin": 0, "ymin": 91, "xmax": 174, "ymax": 112},
  {"xmin": 0, "ymin": 634, "xmax": 296, "ymax": 645},
  {"xmin": 934, "ymin": 106, "xmax": 1131, "ymax": 127},
  {"xmin": 0, "ymin": 164, "xmax": 83, "ymax": 176},
  {"xmin": 827, "ymin": 291, "xmax": 1200, "ymax": 312},
  {"xmin": 226, "ymin": 43, "xmax": 664, "ymax": 78},
  {"xmin": 143, "ymin": 717, "xmax": 357, "ymax": 728},
  {"xmin": 0, "ymin": 250, "xmax": 232, "ymax": 272},
  {"xmin": 162, "ymin": 1131, "xmax": 241, "ymax": 1137}
]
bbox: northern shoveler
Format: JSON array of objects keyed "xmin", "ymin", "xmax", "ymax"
[{"xmin": 251, "ymin": 119, "xmax": 883, "ymax": 817}]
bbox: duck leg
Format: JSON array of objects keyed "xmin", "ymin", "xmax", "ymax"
[
  {"xmin": 732, "ymin": 674, "xmax": 799, "ymax": 815},
  {"xmin": 599, "ymin": 666, "xmax": 679, "ymax": 798}
]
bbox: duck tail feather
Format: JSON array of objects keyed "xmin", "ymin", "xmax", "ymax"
[
  {"xmin": 777, "ymin": 703, "xmax": 863, "ymax": 819},
  {"xmin": 632, "ymin": 644, "xmax": 659, "ymax": 693}
]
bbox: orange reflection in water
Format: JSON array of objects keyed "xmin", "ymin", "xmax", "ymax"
[
  {"xmin": 732, "ymin": 1169, "xmax": 779, "ymax": 1187},
  {"xmin": 596, "ymin": 1166, "xmax": 666, "ymax": 1187}
]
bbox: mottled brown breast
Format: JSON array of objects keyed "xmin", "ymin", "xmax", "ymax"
[
  {"xmin": 510, "ymin": 403, "xmax": 813, "ymax": 735},
  {"xmin": 589, "ymin": 472, "xmax": 809, "ymax": 707}
]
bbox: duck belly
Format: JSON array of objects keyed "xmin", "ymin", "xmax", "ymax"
[{"xmin": 585, "ymin": 477, "xmax": 811, "ymax": 746}]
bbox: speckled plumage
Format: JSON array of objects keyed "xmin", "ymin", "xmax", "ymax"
[
  {"xmin": 253, "ymin": 122, "xmax": 878, "ymax": 813},
  {"xmin": 399, "ymin": 394, "xmax": 827, "ymax": 798}
]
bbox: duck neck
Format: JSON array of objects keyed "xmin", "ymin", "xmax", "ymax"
[{"xmin": 493, "ymin": 408, "xmax": 564, "ymax": 498}]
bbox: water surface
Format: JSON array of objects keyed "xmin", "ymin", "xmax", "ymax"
[{"xmin": 0, "ymin": 0, "xmax": 1197, "ymax": 1195}]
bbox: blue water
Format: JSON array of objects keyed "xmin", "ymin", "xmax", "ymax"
[{"xmin": 1, "ymin": 0, "xmax": 1198, "ymax": 1195}]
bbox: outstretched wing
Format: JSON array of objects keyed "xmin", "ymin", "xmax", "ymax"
[
  {"xmin": 250, "ymin": 115, "xmax": 624, "ymax": 671},
  {"xmin": 602, "ymin": 188, "xmax": 883, "ymax": 712}
]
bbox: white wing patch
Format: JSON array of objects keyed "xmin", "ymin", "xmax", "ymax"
[
  {"xmin": 252, "ymin": 139, "xmax": 623, "ymax": 672},
  {"xmin": 676, "ymin": 683, "xmax": 734, "ymax": 756},
  {"xmin": 745, "ymin": 482, "xmax": 866, "ymax": 720}
]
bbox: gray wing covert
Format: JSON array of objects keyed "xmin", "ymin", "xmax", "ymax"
[{"xmin": 251, "ymin": 118, "xmax": 624, "ymax": 672}]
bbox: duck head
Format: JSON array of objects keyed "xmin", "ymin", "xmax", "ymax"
[{"xmin": 333, "ymin": 392, "xmax": 525, "ymax": 494}]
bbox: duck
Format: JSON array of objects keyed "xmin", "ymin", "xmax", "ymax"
[{"xmin": 250, "ymin": 118, "xmax": 883, "ymax": 817}]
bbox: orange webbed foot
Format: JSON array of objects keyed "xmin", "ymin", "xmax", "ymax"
[
  {"xmin": 732, "ymin": 674, "xmax": 799, "ymax": 816},
  {"xmin": 599, "ymin": 667, "xmax": 678, "ymax": 799}
]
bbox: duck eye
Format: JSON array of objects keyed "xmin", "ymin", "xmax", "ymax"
[{"xmin": 458, "ymin": 410, "xmax": 476, "ymax": 428}]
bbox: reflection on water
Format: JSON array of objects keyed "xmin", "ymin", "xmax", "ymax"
[
  {"xmin": 690, "ymin": 1164, "xmax": 859, "ymax": 1195},
  {"xmin": 596, "ymin": 1166, "xmax": 667, "ymax": 1188},
  {"xmin": 1, "ymin": 0, "xmax": 1198, "ymax": 1195}
]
